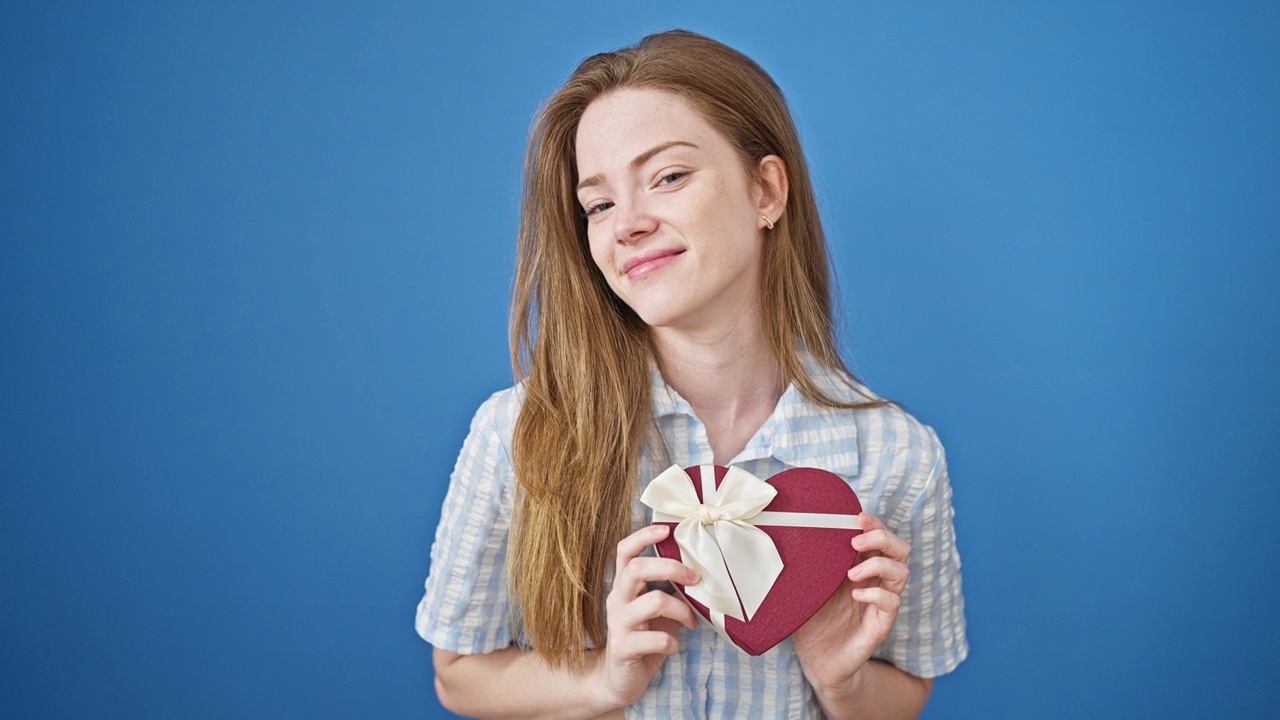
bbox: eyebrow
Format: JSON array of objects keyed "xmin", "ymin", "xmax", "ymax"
[{"xmin": 576, "ymin": 140, "xmax": 699, "ymax": 193}]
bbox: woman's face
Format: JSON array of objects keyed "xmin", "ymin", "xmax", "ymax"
[{"xmin": 575, "ymin": 88, "xmax": 769, "ymax": 336}]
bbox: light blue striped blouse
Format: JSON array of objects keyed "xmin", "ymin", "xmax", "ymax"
[{"xmin": 416, "ymin": 363, "xmax": 968, "ymax": 718}]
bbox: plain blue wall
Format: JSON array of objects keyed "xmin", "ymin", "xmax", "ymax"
[{"xmin": 3, "ymin": 1, "xmax": 1278, "ymax": 718}]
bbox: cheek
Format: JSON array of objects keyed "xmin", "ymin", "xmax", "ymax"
[
  {"xmin": 699, "ymin": 176, "xmax": 758, "ymax": 247},
  {"xmin": 585, "ymin": 228, "xmax": 616, "ymax": 279}
]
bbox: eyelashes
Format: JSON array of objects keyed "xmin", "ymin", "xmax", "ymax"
[
  {"xmin": 579, "ymin": 170, "xmax": 692, "ymax": 218},
  {"xmin": 583, "ymin": 200, "xmax": 614, "ymax": 217}
]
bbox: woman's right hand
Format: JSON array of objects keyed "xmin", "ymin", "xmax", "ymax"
[{"xmin": 593, "ymin": 524, "xmax": 701, "ymax": 708}]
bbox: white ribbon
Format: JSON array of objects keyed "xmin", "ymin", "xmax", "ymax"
[{"xmin": 640, "ymin": 464, "xmax": 784, "ymax": 622}]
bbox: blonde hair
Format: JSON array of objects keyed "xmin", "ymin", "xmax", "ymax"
[{"xmin": 509, "ymin": 29, "xmax": 881, "ymax": 668}]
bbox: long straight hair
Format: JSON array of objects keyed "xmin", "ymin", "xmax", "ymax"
[{"xmin": 509, "ymin": 29, "xmax": 881, "ymax": 669}]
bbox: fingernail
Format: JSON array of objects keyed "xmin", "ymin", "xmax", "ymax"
[{"xmin": 685, "ymin": 569, "xmax": 700, "ymax": 584}]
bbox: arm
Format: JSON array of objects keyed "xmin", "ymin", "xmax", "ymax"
[
  {"xmin": 434, "ymin": 647, "xmax": 622, "ymax": 720},
  {"xmin": 793, "ymin": 513, "xmax": 928, "ymax": 720},
  {"xmin": 810, "ymin": 659, "xmax": 932, "ymax": 720},
  {"xmin": 431, "ymin": 524, "xmax": 700, "ymax": 720},
  {"xmin": 794, "ymin": 424, "xmax": 968, "ymax": 718}
]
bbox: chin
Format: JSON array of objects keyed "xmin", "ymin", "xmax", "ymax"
[
  {"xmin": 625, "ymin": 301, "xmax": 688, "ymax": 330},
  {"xmin": 612, "ymin": 288, "xmax": 669, "ymax": 325},
  {"xmin": 635, "ymin": 307, "xmax": 705, "ymax": 332}
]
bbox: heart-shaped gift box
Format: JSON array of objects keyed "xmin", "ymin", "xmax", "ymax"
[{"xmin": 642, "ymin": 464, "xmax": 862, "ymax": 656}]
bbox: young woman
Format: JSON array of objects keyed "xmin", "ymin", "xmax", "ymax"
[{"xmin": 416, "ymin": 30, "xmax": 967, "ymax": 719}]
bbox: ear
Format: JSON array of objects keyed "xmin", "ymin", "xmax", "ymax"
[{"xmin": 752, "ymin": 154, "xmax": 789, "ymax": 229}]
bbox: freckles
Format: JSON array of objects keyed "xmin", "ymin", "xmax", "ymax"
[{"xmin": 585, "ymin": 226, "xmax": 609, "ymax": 262}]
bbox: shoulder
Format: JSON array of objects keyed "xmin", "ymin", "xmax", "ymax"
[
  {"xmin": 805, "ymin": 364, "xmax": 943, "ymax": 463},
  {"xmin": 851, "ymin": 400, "xmax": 947, "ymax": 528},
  {"xmin": 852, "ymin": 399, "xmax": 944, "ymax": 480},
  {"xmin": 799, "ymin": 367, "xmax": 947, "ymax": 521},
  {"xmin": 466, "ymin": 383, "xmax": 526, "ymax": 443},
  {"xmin": 448, "ymin": 383, "xmax": 527, "ymax": 489},
  {"xmin": 456, "ymin": 382, "xmax": 529, "ymax": 457}
]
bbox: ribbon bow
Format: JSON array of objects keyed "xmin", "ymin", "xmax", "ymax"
[{"xmin": 640, "ymin": 464, "xmax": 785, "ymax": 622}]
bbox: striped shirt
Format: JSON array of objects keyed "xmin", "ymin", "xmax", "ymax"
[{"xmin": 416, "ymin": 363, "xmax": 968, "ymax": 717}]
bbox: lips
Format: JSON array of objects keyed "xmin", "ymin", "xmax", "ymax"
[{"xmin": 623, "ymin": 248, "xmax": 685, "ymax": 279}]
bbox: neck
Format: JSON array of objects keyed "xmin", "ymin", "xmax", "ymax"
[{"xmin": 650, "ymin": 313, "xmax": 786, "ymax": 464}]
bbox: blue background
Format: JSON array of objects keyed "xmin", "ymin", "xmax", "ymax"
[{"xmin": 3, "ymin": 1, "xmax": 1278, "ymax": 718}]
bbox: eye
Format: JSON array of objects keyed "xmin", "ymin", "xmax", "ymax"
[
  {"xmin": 657, "ymin": 171, "xmax": 687, "ymax": 186},
  {"xmin": 582, "ymin": 200, "xmax": 614, "ymax": 217}
]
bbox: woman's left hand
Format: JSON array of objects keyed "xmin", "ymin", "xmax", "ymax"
[{"xmin": 791, "ymin": 512, "xmax": 911, "ymax": 695}]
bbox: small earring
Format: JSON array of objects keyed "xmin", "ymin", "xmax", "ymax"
[{"xmin": 761, "ymin": 215, "xmax": 774, "ymax": 230}]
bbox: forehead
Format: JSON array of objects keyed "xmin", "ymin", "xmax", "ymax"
[{"xmin": 575, "ymin": 88, "xmax": 731, "ymax": 174}]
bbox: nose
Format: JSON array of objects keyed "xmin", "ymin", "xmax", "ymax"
[{"xmin": 611, "ymin": 198, "xmax": 658, "ymax": 244}]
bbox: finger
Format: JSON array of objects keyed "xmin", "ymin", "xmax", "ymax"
[
  {"xmin": 852, "ymin": 521, "xmax": 911, "ymax": 563},
  {"xmin": 613, "ymin": 589, "xmax": 699, "ymax": 631},
  {"xmin": 650, "ymin": 614, "xmax": 698, "ymax": 638},
  {"xmin": 850, "ymin": 585, "xmax": 903, "ymax": 616},
  {"xmin": 859, "ymin": 512, "xmax": 887, "ymax": 532},
  {"xmin": 852, "ymin": 527, "xmax": 905, "ymax": 558},
  {"xmin": 611, "ymin": 587, "xmax": 696, "ymax": 632},
  {"xmin": 609, "ymin": 557, "xmax": 700, "ymax": 608},
  {"xmin": 847, "ymin": 555, "xmax": 909, "ymax": 593},
  {"xmin": 613, "ymin": 629, "xmax": 682, "ymax": 659},
  {"xmin": 615, "ymin": 524, "xmax": 671, "ymax": 578},
  {"xmin": 851, "ymin": 513, "xmax": 888, "ymax": 555}
]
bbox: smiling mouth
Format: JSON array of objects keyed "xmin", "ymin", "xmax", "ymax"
[{"xmin": 624, "ymin": 249, "xmax": 685, "ymax": 279}]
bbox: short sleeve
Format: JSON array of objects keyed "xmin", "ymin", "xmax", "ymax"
[
  {"xmin": 873, "ymin": 426, "xmax": 969, "ymax": 678},
  {"xmin": 415, "ymin": 392, "xmax": 518, "ymax": 654}
]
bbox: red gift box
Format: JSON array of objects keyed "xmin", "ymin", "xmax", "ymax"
[{"xmin": 642, "ymin": 464, "xmax": 862, "ymax": 656}]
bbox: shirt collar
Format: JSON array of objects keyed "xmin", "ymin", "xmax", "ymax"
[
  {"xmin": 649, "ymin": 359, "xmax": 862, "ymax": 478},
  {"xmin": 650, "ymin": 364, "xmax": 688, "ymax": 420}
]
